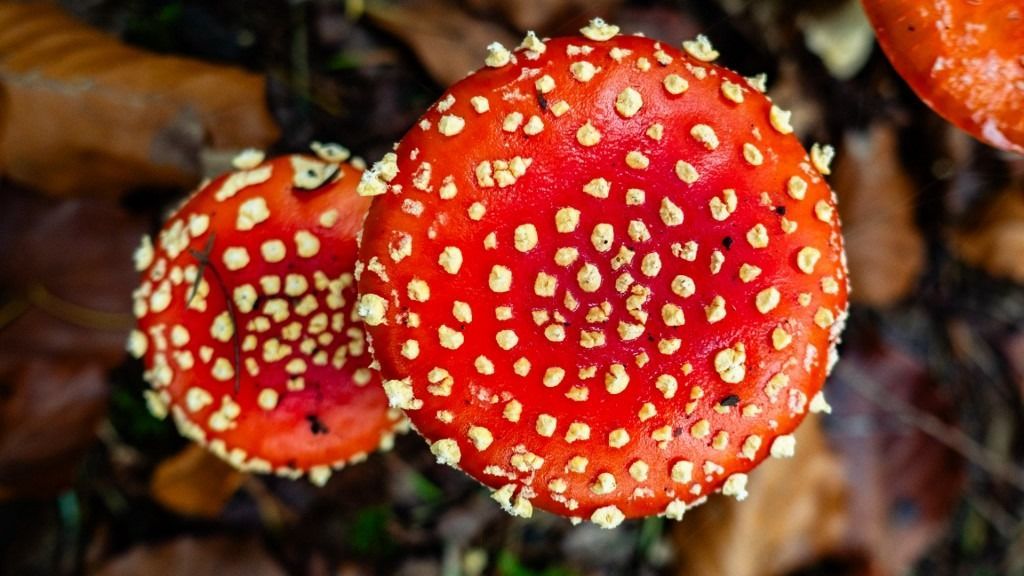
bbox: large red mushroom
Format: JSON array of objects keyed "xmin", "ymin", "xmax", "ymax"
[
  {"xmin": 129, "ymin": 146, "xmax": 404, "ymax": 485},
  {"xmin": 357, "ymin": 20, "xmax": 848, "ymax": 527},
  {"xmin": 862, "ymin": 0, "xmax": 1024, "ymax": 153}
]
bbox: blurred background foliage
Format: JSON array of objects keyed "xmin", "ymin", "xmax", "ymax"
[{"xmin": 0, "ymin": 0, "xmax": 1023, "ymax": 574}]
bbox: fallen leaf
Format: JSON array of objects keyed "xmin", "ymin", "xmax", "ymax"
[
  {"xmin": 951, "ymin": 186, "xmax": 1024, "ymax": 284},
  {"xmin": 365, "ymin": 0, "xmax": 518, "ymax": 87},
  {"xmin": 827, "ymin": 339, "xmax": 966, "ymax": 575},
  {"xmin": 1007, "ymin": 334, "xmax": 1024, "ymax": 397},
  {"xmin": 614, "ymin": 5, "xmax": 702, "ymax": 50},
  {"xmin": 835, "ymin": 123, "xmax": 926, "ymax": 306},
  {"xmin": 0, "ymin": 184, "xmax": 142, "ymax": 500},
  {"xmin": 0, "ymin": 358, "xmax": 108, "ymax": 499},
  {"xmin": 0, "ymin": 3, "xmax": 279, "ymax": 198},
  {"xmin": 93, "ymin": 536, "xmax": 286, "ymax": 576},
  {"xmin": 150, "ymin": 444, "xmax": 245, "ymax": 518},
  {"xmin": 673, "ymin": 415, "xmax": 849, "ymax": 576},
  {"xmin": 463, "ymin": 0, "xmax": 623, "ymax": 34},
  {"xmin": 0, "ymin": 185, "xmax": 143, "ymax": 365}
]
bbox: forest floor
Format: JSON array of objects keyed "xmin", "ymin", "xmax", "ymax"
[{"xmin": 1, "ymin": 1, "xmax": 1023, "ymax": 575}]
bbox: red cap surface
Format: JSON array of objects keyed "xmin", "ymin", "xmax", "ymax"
[
  {"xmin": 129, "ymin": 147, "xmax": 404, "ymax": 485},
  {"xmin": 357, "ymin": 22, "xmax": 848, "ymax": 527},
  {"xmin": 862, "ymin": 0, "xmax": 1024, "ymax": 153}
]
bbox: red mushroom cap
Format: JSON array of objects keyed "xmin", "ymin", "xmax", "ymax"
[
  {"xmin": 129, "ymin": 147, "xmax": 404, "ymax": 485},
  {"xmin": 862, "ymin": 0, "xmax": 1024, "ymax": 153},
  {"xmin": 357, "ymin": 21, "xmax": 848, "ymax": 527}
]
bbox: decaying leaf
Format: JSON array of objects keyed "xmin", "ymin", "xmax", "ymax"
[
  {"xmin": 93, "ymin": 536, "xmax": 286, "ymax": 576},
  {"xmin": 673, "ymin": 415, "xmax": 849, "ymax": 576},
  {"xmin": 1008, "ymin": 334, "xmax": 1024, "ymax": 397},
  {"xmin": 463, "ymin": 0, "xmax": 623, "ymax": 34},
  {"xmin": 951, "ymin": 186, "xmax": 1024, "ymax": 284},
  {"xmin": 365, "ymin": 0, "xmax": 518, "ymax": 87},
  {"xmin": 0, "ymin": 185, "xmax": 143, "ymax": 364},
  {"xmin": 150, "ymin": 444, "xmax": 245, "ymax": 518},
  {"xmin": 0, "ymin": 185, "xmax": 138, "ymax": 500},
  {"xmin": 835, "ymin": 124, "xmax": 926, "ymax": 306},
  {"xmin": 0, "ymin": 3, "xmax": 279, "ymax": 197},
  {"xmin": 828, "ymin": 340, "xmax": 966, "ymax": 576},
  {"xmin": 0, "ymin": 359, "xmax": 108, "ymax": 499},
  {"xmin": 614, "ymin": 4, "xmax": 702, "ymax": 51}
]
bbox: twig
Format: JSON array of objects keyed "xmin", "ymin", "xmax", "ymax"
[
  {"xmin": 27, "ymin": 284, "xmax": 134, "ymax": 330},
  {"xmin": 966, "ymin": 494, "xmax": 1022, "ymax": 540},
  {"xmin": 0, "ymin": 296, "xmax": 30, "ymax": 331},
  {"xmin": 188, "ymin": 234, "xmax": 242, "ymax": 394},
  {"xmin": 840, "ymin": 362, "xmax": 1024, "ymax": 493}
]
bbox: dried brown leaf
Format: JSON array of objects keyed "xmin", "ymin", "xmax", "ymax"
[
  {"xmin": 150, "ymin": 444, "xmax": 245, "ymax": 518},
  {"xmin": 0, "ymin": 185, "xmax": 140, "ymax": 499},
  {"xmin": 463, "ymin": 0, "xmax": 622, "ymax": 34},
  {"xmin": 0, "ymin": 3, "xmax": 279, "ymax": 197},
  {"xmin": 365, "ymin": 0, "xmax": 518, "ymax": 87},
  {"xmin": 0, "ymin": 185, "xmax": 143, "ymax": 364},
  {"xmin": 835, "ymin": 124, "xmax": 926, "ymax": 306},
  {"xmin": 673, "ymin": 415, "xmax": 849, "ymax": 576},
  {"xmin": 93, "ymin": 536, "xmax": 286, "ymax": 576},
  {"xmin": 829, "ymin": 341, "xmax": 966, "ymax": 575},
  {"xmin": 614, "ymin": 5, "xmax": 702, "ymax": 48},
  {"xmin": 0, "ymin": 358, "xmax": 108, "ymax": 499},
  {"xmin": 1008, "ymin": 334, "xmax": 1024, "ymax": 397},
  {"xmin": 951, "ymin": 187, "xmax": 1024, "ymax": 284}
]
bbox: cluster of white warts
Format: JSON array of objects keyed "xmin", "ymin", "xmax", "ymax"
[{"xmin": 130, "ymin": 148, "xmax": 402, "ymax": 487}]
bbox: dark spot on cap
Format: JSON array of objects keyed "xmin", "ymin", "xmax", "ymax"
[
  {"xmin": 720, "ymin": 395, "xmax": 740, "ymax": 407},
  {"xmin": 307, "ymin": 414, "xmax": 329, "ymax": 435}
]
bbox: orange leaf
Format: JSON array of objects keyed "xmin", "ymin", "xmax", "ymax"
[
  {"xmin": 365, "ymin": 0, "xmax": 519, "ymax": 87},
  {"xmin": 0, "ymin": 3, "xmax": 279, "ymax": 197},
  {"xmin": 951, "ymin": 186, "xmax": 1024, "ymax": 284},
  {"xmin": 151, "ymin": 444, "xmax": 245, "ymax": 518},
  {"xmin": 835, "ymin": 124, "xmax": 926, "ymax": 306}
]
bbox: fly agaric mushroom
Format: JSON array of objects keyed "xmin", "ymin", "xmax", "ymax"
[
  {"xmin": 862, "ymin": 0, "xmax": 1024, "ymax": 153},
  {"xmin": 128, "ymin": 146, "xmax": 404, "ymax": 486},
  {"xmin": 356, "ymin": 21, "xmax": 848, "ymax": 527}
]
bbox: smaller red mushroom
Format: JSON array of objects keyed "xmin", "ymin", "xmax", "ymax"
[
  {"xmin": 129, "ymin": 146, "xmax": 404, "ymax": 485},
  {"xmin": 356, "ymin": 20, "xmax": 848, "ymax": 527},
  {"xmin": 862, "ymin": 0, "xmax": 1024, "ymax": 153}
]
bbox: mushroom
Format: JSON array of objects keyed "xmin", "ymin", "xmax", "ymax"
[
  {"xmin": 862, "ymin": 0, "xmax": 1024, "ymax": 153},
  {"xmin": 356, "ymin": 21, "xmax": 848, "ymax": 527},
  {"xmin": 129, "ymin": 146, "xmax": 404, "ymax": 486}
]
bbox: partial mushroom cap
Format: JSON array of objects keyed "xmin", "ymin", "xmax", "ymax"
[
  {"xmin": 862, "ymin": 0, "xmax": 1024, "ymax": 153},
  {"xmin": 357, "ymin": 23, "xmax": 848, "ymax": 526},
  {"xmin": 129, "ymin": 147, "xmax": 403, "ymax": 485}
]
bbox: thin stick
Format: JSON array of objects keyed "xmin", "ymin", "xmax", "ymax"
[
  {"xmin": 840, "ymin": 362, "xmax": 1024, "ymax": 492},
  {"xmin": 188, "ymin": 234, "xmax": 242, "ymax": 394}
]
